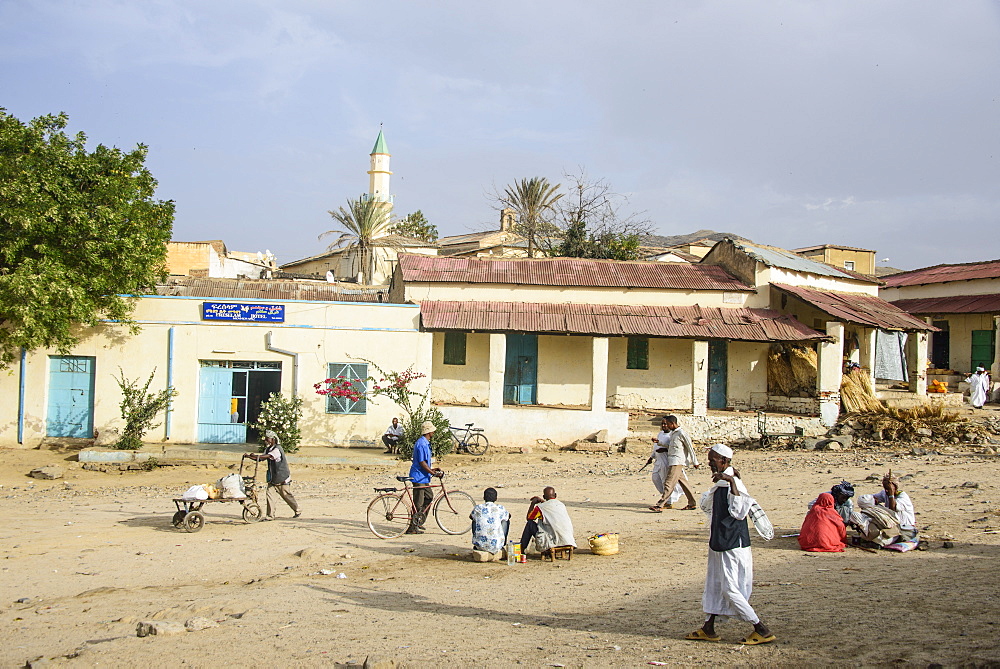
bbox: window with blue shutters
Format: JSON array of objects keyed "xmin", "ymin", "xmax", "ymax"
[
  {"xmin": 627, "ymin": 337, "xmax": 649, "ymax": 370},
  {"xmin": 326, "ymin": 362, "xmax": 368, "ymax": 414},
  {"xmin": 443, "ymin": 332, "xmax": 467, "ymax": 365}
]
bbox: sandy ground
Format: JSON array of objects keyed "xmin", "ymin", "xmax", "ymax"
[{"xmin": 3, "ymin": 443, "xmax": 1000, "ymax": 668}]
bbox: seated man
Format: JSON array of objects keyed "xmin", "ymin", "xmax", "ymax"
[
  {"xmin": 470, "ymin": 487, "xmax": 510, "ymax": 560},
  {"xmin": 382, "ymin": 417, "xmax": 404, "ymax": 454},
  {"xmin": 872, "ymin": 470, "xmax": 919, "ymax": 551},
  {"xmin": 849, "ymin": 494, "xmax": 903, "ymax": 548},
  {"xmin": 808, "ymin": 481, "xmax": 855, "ymax": 524},
  {"xmin": 519, "ymin": 486, "xmax": 577, "ymax": 556}
]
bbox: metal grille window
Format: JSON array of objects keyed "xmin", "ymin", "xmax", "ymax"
[
  {"xmin": 443, "ymin": 332, "xmax": 467, "ymax": 365},
  {"xmin": 627, "ymin": 337, "xmax": 649, "ymax": 370},
  {"xmin": 326, "ymin": 362, "xmax": 368, "ymax": 414}
]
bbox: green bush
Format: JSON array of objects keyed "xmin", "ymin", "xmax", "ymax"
[
  {"xmin": 113, "ymin": 368, "xmax": 176, "ymax": 450},
  {"xmin": 397, "ymin": 404, "xmax": 453, "ymax": 459},
  {"xmin": 251, "ymin": 393, "xmax": 304, "ymax": 453}
]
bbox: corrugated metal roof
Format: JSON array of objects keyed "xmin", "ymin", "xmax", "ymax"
[
  {"xmin": 772, "ymin": 283, "xmax": 935, "ymax": 331},
  {"xmin": 739, "ymin": 241, "xmax": 869, "ymax": 281},
  {"xmin": 419, "ymin": 301, "xmax": 828, "ymax": 342},
  {"xmin": 891, "ymin": 294, "xmax": 1000, "ymax": 315},
  {"xmin": 153, "ymin": 277, "xmax": 389, "ymax": 303},
  {"xmin": 883, "ymin": 259, "xmax": 1000, "ymax": 287},
  {"xmin": 398, "ymin": 254, "xmax": 753, "ymax": 291}
]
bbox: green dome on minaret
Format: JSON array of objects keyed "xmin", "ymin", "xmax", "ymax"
[{"xmin": 371, "ymin": 129, "xmax": 388, "ymax": 155}]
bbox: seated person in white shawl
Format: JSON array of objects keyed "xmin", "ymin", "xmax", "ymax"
[
  {"xmin": 518, "ymin": 486, "xmax": 576, "ymax": 555},
  {"xmin": 850, "ymin": 471, "xmax": 918, "ymax": 549}
]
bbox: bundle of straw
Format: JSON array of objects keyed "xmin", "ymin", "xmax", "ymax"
[{"xmin": 841, "ymin": 368, "xmax": 883, "ymax": 413}]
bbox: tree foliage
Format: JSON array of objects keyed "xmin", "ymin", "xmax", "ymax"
[
  {"xmin": 496, "ymin": 177, "xmax": 563, "ymax": 256},
  {"xmin": 552, "ymin": 170, "xmax": 651, "ymax": 261},
  {"xmin": 322, "ymin": 197, "xmax": 396, "ymax": 285},
  {"xmin": 0, "ymin": 109, "xmax": 174, "ymax": 367},
  {"xmin": 251, "ymin": 392, "xmax": 304, "ymax": 453},
  {"xmin": 391, "ymin": 210, "xmax": 438, "ymax": 242}
]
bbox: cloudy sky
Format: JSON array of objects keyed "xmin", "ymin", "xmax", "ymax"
[{"xmin": 2, "ymin": 1, "xmax": 998, "ymax": 270}]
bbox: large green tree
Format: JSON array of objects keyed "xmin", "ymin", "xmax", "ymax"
[
  {"xmin": 497, "ymin": 176, "xmax": 563, "ymax": 256},
  {"xmin": 322, "ymin": 197, "xmax": 396, "ymax": 285},
  {"xmin": 0, "ymin": 109, "xmax": 174, "ymax": 367},
  {"xmin": 390, "ymin": 209, "xmax": 438, "ymax": 242}
]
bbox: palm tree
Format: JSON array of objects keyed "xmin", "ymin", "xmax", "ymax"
[
  {"xmin": 500, "ymin": 177, "xmax": 564, "ymax": 256},
  {"xmin": 321, "ymin": 197, "xmax": 396, "ymax": 285}
]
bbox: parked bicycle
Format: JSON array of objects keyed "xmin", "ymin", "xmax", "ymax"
[
  {"xmin": 449, "ymin": 422, "xmax": 490, "ymax": 455},
  {"xmin": 366, "ymin": 473, "xmax": 475, "ymax": 539}
]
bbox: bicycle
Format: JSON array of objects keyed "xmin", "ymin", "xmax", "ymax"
[
  {"xmin": 449, "ymin": 422, "xmax": 490, "ymax": 455},
  {"xmin": 366, "ymin": 473, "xmax": 476, "ymax": 539}
]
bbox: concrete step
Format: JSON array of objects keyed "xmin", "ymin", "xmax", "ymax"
[{"xmin": 78, "ymin": 445, "xmax": 398, "ymax": 467}]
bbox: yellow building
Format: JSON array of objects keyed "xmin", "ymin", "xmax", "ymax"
[{"xmin": 792, "ymin": 243, "xmax": 877, "ymax": 276}]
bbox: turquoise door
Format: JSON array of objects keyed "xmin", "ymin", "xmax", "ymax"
[
  {"xmin": 504, "ymin": 334, "xmax": 538, "ymax": 405},
  {"xmin": 47, "ymin": 356, "xmax": 95, "ymax": 438},
  {"xmin": 197, "ymin": 366, "xmax": 247, "ymax": 443},
  {"xmin": 708, "ymin": 341, "xmax": 728, "ymax": 409}
]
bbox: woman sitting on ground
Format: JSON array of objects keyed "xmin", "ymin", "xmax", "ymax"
[{"xmin": 799, "ymin": 492, "xmax": 847, "ymax": 552}]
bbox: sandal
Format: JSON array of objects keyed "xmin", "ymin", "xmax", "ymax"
[
  {"xmin": 740, "ymin": 631, "xmax": 776, "ymax": 645},
  {"xmin": 648, "ymin": 506, "xmax": 664, "ymax": 513},
  {"xmin": 681, "ymin": 504, "xmax": 697, "ymax": 511},
  {"xmin": 684, "ymin": 628, "xmax": 721, "ymax": 642}
]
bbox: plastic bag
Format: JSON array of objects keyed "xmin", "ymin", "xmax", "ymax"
[
  {"xmin": 217, "ymin": 473, "xmax": 245, "ymax": 499},
  {"xmin": 748, "ymin": 501, "xmax": 774, "ymax": 541},
  {"xmin": 182, "ymin": 485, "xmax": 209, "ymax": 500}
]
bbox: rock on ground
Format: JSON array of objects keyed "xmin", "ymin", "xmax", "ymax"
[
  {"xmin": 29, "ymin": 466, "xmax": 64, "ymax": 480},
  {"xmin": 136, "ymin": 620, "xmax": 186, "ymax": 637}
]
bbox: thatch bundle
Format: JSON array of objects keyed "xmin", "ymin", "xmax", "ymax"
[
  {"xmin": 767, "ymin": 344, "xmax": 817, "ymax": 397},
  {"xmin": 859, "ymin": 404, "xmax": 989, "ymax": 442},
  {"xmin": 840, "ymin": 368, "xmax": 883, "ymax": 413}
]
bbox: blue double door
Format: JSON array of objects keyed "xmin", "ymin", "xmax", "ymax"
[
  {"xmin": 47, "ymin": 356, "xmax": 96, "ymax": 438},
  {"xmin": 504, "ymin": 334, "xmax": 538, "ymax": 405},
  {"xmin": 198, "ymin": 362, "xmax": 281, "ymax": 443}
]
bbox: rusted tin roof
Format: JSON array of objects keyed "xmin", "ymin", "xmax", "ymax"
[
  {"xmin": 891, "ymin": 294, "xmax": 1000, "ymax": 315},
  {"xmin": 772, "ymin": 283, "xmax": 935, "ymax": 331},
  {"xmin": 398, "ymin": 254, "xmax": 753, "ymax": 291},
  {"xmin": 153, "ymin": 277, "xmax": 389, "ymax": 303},
  {"xmin": 883, "ymin": 259, "xmax": 1000, "ymax": 287},
  {"xmin": 419, "ymin": 301, "xmax": 828, "ymax": 342}
]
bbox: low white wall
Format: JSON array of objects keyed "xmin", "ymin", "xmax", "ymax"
[
  {"xmin": 438, "ymin": 405, "xmax": 629, "ymax": 448},
  {"xmin": 766, "ymin": 395, "xmax": 820, "ymax": 414}
]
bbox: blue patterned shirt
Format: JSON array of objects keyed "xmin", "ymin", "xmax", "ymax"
[{"xmin": 471, "ymin": 501, "xmax": 510, "ymax": 553}]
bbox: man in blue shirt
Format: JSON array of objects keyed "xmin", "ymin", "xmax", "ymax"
[{"xmin": 407, "ymin": 420, "xmax": 442, "ymax": 534}]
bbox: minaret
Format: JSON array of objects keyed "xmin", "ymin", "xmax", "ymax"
[{"xmin": 366, "ymin": 128, "xmax": 393, "ymax": 213}]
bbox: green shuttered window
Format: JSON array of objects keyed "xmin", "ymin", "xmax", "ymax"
[
  {"xmin": 326, "ymin": 362, "xmax": 367, "ymax": 414},
  {"xmin": 444, "ymin": 332, "xmax": 467, "ymax": 365},
  {"xmin": 627, "ymin": 337, "xmax": 649, "ymax": 370}
]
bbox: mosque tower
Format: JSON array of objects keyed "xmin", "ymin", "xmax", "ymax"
[{"xmin": 364, "ymin": 128, "xmax": 393, "ymax": 215}]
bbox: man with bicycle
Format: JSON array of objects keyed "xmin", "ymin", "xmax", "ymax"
[{"xmin": 407, "ymin": 420, "xmax": 442, "ymax": 534}]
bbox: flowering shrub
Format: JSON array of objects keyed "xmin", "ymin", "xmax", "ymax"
[
  {"xmin": 368, "ymin": 366, "xmax": 426, "ymax": 416},
  {"xmin": 113, "ymin": 368, "xmax": 177, "ymax": 450},
  {"xmin": 251, "ymin": 392, "xmax": 304, "ymax": 453},
  {"xmin": 313, "ymin": 376, "xmax": 365, "ymax": 402}
]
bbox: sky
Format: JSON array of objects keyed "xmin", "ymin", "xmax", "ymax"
[{"xmin": 2, "ymin": 1, "xmax": 999, "ymax": 271}]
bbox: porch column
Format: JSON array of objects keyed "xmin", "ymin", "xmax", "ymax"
[
  {"xmin": 691, "ymin": 340, "xmax": 708, "ymax": 417},
  {"xmin": 817, "ymin": 322, "xmax": 844, "ymax": 427},
  {"xmin": 590, "ymin": 337, "xmax": 609, "ymax": 412},
  {"xmin": 859, "ymin": 327, "xmax": 877, "ymax": 385},
  {"xmin": 488, "ymin": 333, "xmax": 506, "ymax": 409},
  {"xmin": 992, "ymin": 315, "xmax": 1000, "ymax": 380},
  {"xmin": 906, "ymin": 331, "xmax": 928, "ymax": 396}
]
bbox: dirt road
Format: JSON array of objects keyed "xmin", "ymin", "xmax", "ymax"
[{"xmin": 3, "ymin": 445, "xmax": 999, "ymax": 667}]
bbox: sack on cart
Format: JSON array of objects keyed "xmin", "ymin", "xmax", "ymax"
[{"xmin": 217, "ymin": 473, "xmax": 246, "ymax": 499}]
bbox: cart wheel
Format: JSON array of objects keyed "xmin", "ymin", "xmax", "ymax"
[
  {"xmin": 242, "ymin": 503, "xmax": 263, "ymax": 523},
  {"xmin": 183, "ymin": 511, "xmax": 205, "ymax": 533},
  {"xmin": 171, "ymin": 510, "xmax": 187, "ymax": 528}
]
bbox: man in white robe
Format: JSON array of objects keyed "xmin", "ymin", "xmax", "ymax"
[
  {"xmin": 969, "ymin": 367, "xmax": 990, "ymax": 409},
  {"xmin": 646, "ymin": 417, "xmax": 683, "ymax": 507},
  {"xmin": 649, "ymin": 415, "xmax": 700, "ymax": 511},
  {"xmin": 518, "ymin": 486, "xmax": 576, "ymax": 554},
  {"xmin": 686, "ymin": 444, "xmax": 775, "ymax": 645}
]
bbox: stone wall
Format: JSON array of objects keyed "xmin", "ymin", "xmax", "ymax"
[{"xmin": 765, "ymin": 395, "xmax": 820, "ymax": 414}]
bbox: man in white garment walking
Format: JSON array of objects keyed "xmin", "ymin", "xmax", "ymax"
[
  {"xmin": 968, "ymin": 367, "xmax": 990, "ymax": 409},
  {"xmin": 646, "ymin": 416, "xmax": 683, "ymax": 508},
  {"xmin": 686, "ymin": 444, "xmax": 775, "ymax": 645},
  {"xmin": 649, "ymin": 415, "xmax": 699, "ymax": 512}
]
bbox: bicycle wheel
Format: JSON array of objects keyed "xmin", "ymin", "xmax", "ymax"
[
  {"xmin": 434, "ymin": 490, "xmax": 475, "ymax": 535},
  {"xmin": 367, "ymin": 493, "xmax": 411, "ymax": 539},
  {"xmin": 465, "ymin": 433, "xmax": 489, "ymax": 455}
]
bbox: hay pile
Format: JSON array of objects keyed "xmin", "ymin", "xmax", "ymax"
[
  {"xmin": 768, "ymin": 344, "xmax": 817, "ymax": 397},
  {"xmin": 841, "ymin": 368, "xmax": 883, "ymax": 413},
  {"xmin": 852, "ymin": 404, "xmax": 991, "ymax": 442}
]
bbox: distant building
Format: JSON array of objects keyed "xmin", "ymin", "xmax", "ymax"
[
  {"xmin": 437, "ymin": 208, "xmax": 543, "ymax": 258},
  {"xmin": 166, "ymin": 240, "xmax": 276, "ymax": 279},
  {"xmin": 792, "ymin": 243, "xmax": 876, "ymax": 276},
  {"xmin": 882, "ymin": 259, "xmax": 1000, "ymax": 377}
]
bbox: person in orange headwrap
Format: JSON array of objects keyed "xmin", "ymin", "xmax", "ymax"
[{"xmin": 798, "ymin": 492, "xmax": 846, "ymax": 552}]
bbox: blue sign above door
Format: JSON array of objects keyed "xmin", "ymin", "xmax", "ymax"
[{"xmin": 202, "ymin": 302, "xmax": 285, "ymax": 323}]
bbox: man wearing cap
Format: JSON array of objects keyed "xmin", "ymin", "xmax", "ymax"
[
  {"xmin": 407, "ymin": 420, "xmax": 443, "ymax": 534},
  {"xmin": 968, "ymin": 366, "xmax": 990, "ymax": 409},
  {"xmin": 686, "ymin": 444, "xmax": 775, "ymax": 645},
  {"xmin": 245, "ymin": 430, "xmax": 300, "ymax": 520},
  {"xmin": 808, "ymin": 481, "xmax": 855, "ymax": 525}
]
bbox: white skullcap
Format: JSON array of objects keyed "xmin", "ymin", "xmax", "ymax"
[
  {"xmin": 858, "ymin": 494, "xmax": 876, "ymax": 509},
  {"xmin": 977, "ymin": 366, "xmax": 985, "ymax": 371},
  {"xmin": 709, "ymin": 443, "xmax": 734, "ymax": 459}
]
